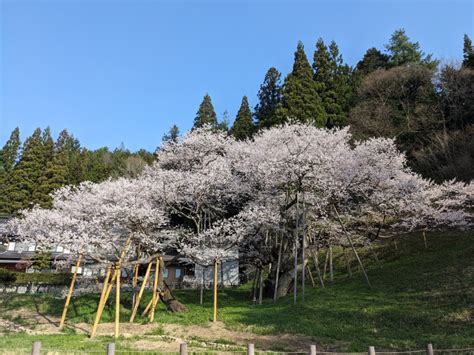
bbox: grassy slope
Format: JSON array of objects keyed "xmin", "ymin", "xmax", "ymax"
[{"xmin": 0, "ymin": 231, "xmax": 472, "ymax": 351}]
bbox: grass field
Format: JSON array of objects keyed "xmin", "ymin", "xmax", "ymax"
[{"xmin": 0, "ymin": 231, "xmax": 473, "ymax": 353}]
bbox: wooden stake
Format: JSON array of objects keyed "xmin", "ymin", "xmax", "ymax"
[
  {"xmin": 423, "ymin": 230, "xmax": 428, "ymax": 249},
  {"xmin": 130, "ymin": 262, "xmax": 153, "ymax": 322},
  {"xmin": 115, "ymin": 266, "xmax": 120, "ymax": 338},
  {"xmin": 149, "ymin": 257, "xmax": 160, "ymax": 322},
  {"xmin": 333, "ymin": 205, "xmax": 371, "ymax": 288},
  {"xmin": 200, "ymin": 266, "xmax": 205, "ymax": 305},
  {"xmin": 273, "ymin": 235, "xmax": 283, "ymax": 302},
  {"xmin": 312, "ymin": 248, "xmax": 325, "ymax": 288},
  {"xmin": 293, "ymin": 193, "xmax": 299, "ymax": 305},
  {"xmin": 301, "ymin": 191, "xmax": 306, "ymax": 304},
  {"xmin": 59, "ymin": 253, "xmax": 82, "ymax": 329},
  {"xmin": 306, "ymin": 264, "xmax": 316, "ymax": 287},
  {"xmin": 329, "ymin": 246, "xmax": 333, "ymax": 282},
  {"xmin": 213, "ymin": 259, "xmax": 218, "ymax": 322},
  {"xmin": 343, "ymin": 247, "xmax": 352, "ymax": 278},
  {"xmin": 91, "ymin": 265, "xmax": 112, "ymax": 338},
  {"xmin": 258, "ymin": 268, "xmax": 263, "ymax": 305}
]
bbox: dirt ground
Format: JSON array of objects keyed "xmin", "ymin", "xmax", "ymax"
[{"xmin": 1, "ymin": 307, "xmax": 321, "ymax": 352}]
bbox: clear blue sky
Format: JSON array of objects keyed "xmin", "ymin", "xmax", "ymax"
[{"xmin": 1, "ymin": 0, "xmax": 472, "ymax": 152}]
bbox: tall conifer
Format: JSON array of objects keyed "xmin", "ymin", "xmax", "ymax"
[
  {"xmin": 231, "ymin": 96, "xmax": 254, "ymax": 140},
  {"xmin": 194, "ymin": 94, "xmax": 218, "ymax": 128},
  {"xmin": 277, "ymin": 42, "xmax": 326, "ymax": 126},
  {"xmin": 254, "ymin": 67, "xmax": 282, "ymax": 129}
]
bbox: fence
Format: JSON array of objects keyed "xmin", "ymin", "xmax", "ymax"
[{"xmin": 20, "ymin": 342, "xmax": 474, "ymax": 355}]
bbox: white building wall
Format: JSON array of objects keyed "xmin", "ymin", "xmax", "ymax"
[{"xmin": 194, "ymin": 259, "xmax": 239, "ymax": 286}]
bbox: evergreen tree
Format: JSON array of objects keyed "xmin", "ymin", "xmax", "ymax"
[
  {"xmin": 355, "ymin": 47, "xmax": 390, "ymax": 75},
  {"xmin": 231, "ymin": 96, "xmax": 254, "ymax": 140},
  {"xmin": 216, "ymin": 110, "xmax": 230, "ymax": 132},
  {"xmin": 385, "ymin": 29, "xmax": 437, "ymax": 69},
  {"xmin": 34, "ymin": 130, "xmax": 71, "ymax": 208},
  {"xmin": 0, "ymin": 128, "xmax": 21, "ymax": 214},
  {"xmin": 313, "ymin": 39, "xmax": 353, "ymax": 127},
  {"xmin": 277, "ymin": 42, "xmax": 326, "ymax": 126},
  {"xmin": 193, "ymin": 94, "xmax": 217, "ymax": 128},
  {"xmin": 462, "ymin": 34, "xmax": 474, "ymax": 68},
  {"xmin": 162, "ymin": 124, "xmax": 180, "ymax": 143},
  {"xmin": 0, "ymin": 127, "xmax": 21, "ymax": 174},
  {"xmin": 4, "ymin": 128, "xmax": 45, "ymax": 213},
  {"xmin": 254, "ymin": 68, "xmax": 282, "ymax": 129}
]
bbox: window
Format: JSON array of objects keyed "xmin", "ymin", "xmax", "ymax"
[
  {"xmin": 7, "ymin": 242, "xmax": 15, "ymax": 251},
  {"xmin": 163, "ymin": 268, "xmax": 169, "ymax": 279},
  {"xmin": 175, "ymin": 268, "xmax": 182, "ymax": 279}
]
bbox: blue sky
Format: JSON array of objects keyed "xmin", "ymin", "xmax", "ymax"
[{"xmin": 1, "ymin": 0, "xmax": 472, "ymax": 152}]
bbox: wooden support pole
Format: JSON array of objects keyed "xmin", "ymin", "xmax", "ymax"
[
  {"xmin": 130, "ymin": 262, "xmax": 153, "ymax": 322},
  {"xmin": 90, "ymin": 265, "xmax": 112, "ymax": 338},
  {"xmin": 333, "ymin": 205, "xmax": 371, "ymax": 288},
  {"xmin": 149, "ymin": 257, "xmax": 160, "ymax": 322},
  {"xmin": 247, "ymin": 343, "xmax": 255, "ymax": 355},
  {"xmin": 294, "ymin": 193, "xmax": 299, "ymax": 305},
  {"xmin": 423, "ymin": 230, "xmax": 428, "ymax": 249},
  {"xmin": 426, "ymin": 343, "xmax": 434, "ymax": 355},
  {"xmin": 301, "ymin": 192, "xmax": 306, "ymax": 304},
  {"xmin": 312, "ymin": 249, "xmax": 325, "ymax": 288},
  {"xmin": 368, "ymin": 346, "xmax": 375, "ymax": 355},
  {"xmin": 115, "ymin": 266, "xmax": 120, "ymax": 338},
  {"xmin": 343, "ymin": 247, "xmax": 352, "ymax": 278},
  {"xmin": 306, "ymin": 264, "xmax": 316, "ymax": 287},
  {"xmin": 180, "ymin": 342, "xmax": 187, "ymax": 355},
  {"xmin": 59, "ymin": 253, "xmax": 82, "ymax": 329},
  {"xmin": 200, "ymin": 266, "xmax": 205, "ymax": 305},
  {"xmin": 32, "ymin": 341, "xmax": 41, "ymax": 355},
  {"xmin": 258, "ymin": 267, "xmax": 263, "ymax": 305},
  {"xmin": 213, "ymin": 259, "xmax": 218, "ymax": 322},
  {"xmin": 329, "ymin": 246, "xmax": 333, "ymax": 282},
  {"xmin": 141, "ymin": 297, "xmax": 154, "ymax": 317},
  {"xmin": 106, "ymin": 343, "xmax": 116, "ymax": 355},
  {"xmin": 273, "ymin": 236, "xmax": 283, "ymax": 302},
  {"xmin": 310, "ymin": 344, "xmax": 317, "ymax": 355}
]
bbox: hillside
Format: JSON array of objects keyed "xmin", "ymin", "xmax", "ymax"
[{"xmin": 0, "ymin": 231, "xmax": 472, "ymax": 352}]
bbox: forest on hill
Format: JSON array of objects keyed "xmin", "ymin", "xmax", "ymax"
[{"xmin": 1, "ymin": 29, "xmax": 473, "ymax": 215}]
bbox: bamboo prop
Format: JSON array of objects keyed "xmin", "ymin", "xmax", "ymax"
[
  {"xmin": 333, "ymin": 205, "xmax": 371, "ymax": 288},
  {"xmin": 342, "ymin": 247, "xmax": 352, "ymax": 278},
  {"xmin": 90, "ymin": 265, "xmax": 112, "ymax": 338},
  {"xmin": 423, "ymin": 230, "xmax": 428, "ymax": 249},
  {"xmin": 213, "ymin": 259, "xmax": 218, "ymax": 322},
  {"xmin": 329, "ymin": 246, "xmax": 334, "ymax": 282},
  {"xmin": 129, "ymin": 261, "xmax": 153, "ymax": 322},
  {"xmin": 293, "ymin": 193, "xmax": 299, "ymax": 305},
  {"xmin": 115, "ymin": 265, "xmax": 120, "ymax": 338},
  {"xmin": 301, "ymin": 192, "xmax": 306, "ymax": 304},
  {"xmin": 141, "ymin": 296, "xmax": 154, "ymax": 317},
  {"xmin": 273, "ymin": 234, "xmax": 283, "ymax": 302},
  {"xmin": 220, "ymin": 262, "xmax": 225, "ymax": 295},
  {"xmin": 132, "ymin": 263, "xmax": 139, "ymax": 309},
  {"xmin": 311, "ymin": 248, "xmax": 325, "ymax": 288},
  {"xmin": 59, "ymin": 253, "xmax": 83, "ymax": 329},
  {"xmin": 258, "ymin": 268, "xmax": 263, "ymax": 305},
  {"xmin": 252, "ymin": 268, "xmax": 260, "ymax": 304},
  {"xmin": 323, "ymin": 248, "xmax": 330, "ymax": 280},
  {"xmin": 306, "ymin": 264, "xmax": 316, "ymax": 287},
  {"xmin": 200, "ymin": 267, "xmax": 205, "ymax": 305},
  {"xmin": 149, "ymin": 257, "xmax": 160, "ymax": 322}
]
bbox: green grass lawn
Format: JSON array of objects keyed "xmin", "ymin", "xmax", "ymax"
[{"xmin": 0, "ymin": 231, "xmax": 473, "ymax": 352}]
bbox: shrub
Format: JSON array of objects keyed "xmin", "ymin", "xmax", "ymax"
[
  {"xmin": 0, "ymin": 268, "xmax": 17, "ymax": 284},
  {"xmin": 14, "ymin": 272, "xmax": 71, "ymax": 286}
]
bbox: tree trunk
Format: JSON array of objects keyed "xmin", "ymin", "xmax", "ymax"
[{"xmin": 159, "ymin": 280, "xmax": 187, "ymax": 313}]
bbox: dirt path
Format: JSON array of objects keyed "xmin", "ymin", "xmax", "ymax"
[{"xmin": 1, "ymin": 307, "xmax": 321, "ymax": 352}]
